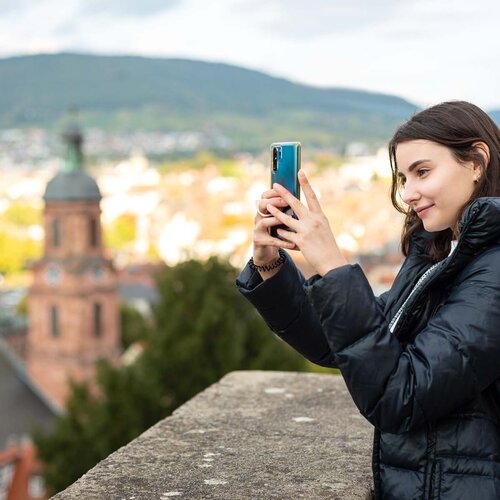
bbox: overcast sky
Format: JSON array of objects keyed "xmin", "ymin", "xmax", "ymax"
[{"xmin": 1, "ymin": 0, "xmax": 499, "ymax": 109}]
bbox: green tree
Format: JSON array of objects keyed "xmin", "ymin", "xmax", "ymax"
[
  {"xmin": 119, "ymin": 303, "xmax": 150, "ymax": 350},
  {"xmin": 34, "ymin": 256, "xmax": 308, "ymax": 495},
  {"xmin": 139, "ymin": 257, "xmax": 306, "ymax": 408},
  {"xmin": 33, "ymin": 362, "xmax": 161, "ymax": 495}
]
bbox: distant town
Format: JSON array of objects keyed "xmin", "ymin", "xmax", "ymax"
[
  {"xmin": 0, "ymin": 127, "xmax": 405, "ymax": 291},
  {"xmin": 0, "ymin": 106, "xmax": 406, "ymax": 500},
  {"xmin": 0, "ymin": 127, "xmax": 231, "ymax": 167}
]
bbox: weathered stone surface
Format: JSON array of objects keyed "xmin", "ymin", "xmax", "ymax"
[{"xmin": 53, "ymin": 371, "xmax": 374, "ymax": 499}]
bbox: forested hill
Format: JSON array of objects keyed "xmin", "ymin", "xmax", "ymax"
[{"xmin": 0, "ymin": 53, "xmax": 421, "ymax": 150}]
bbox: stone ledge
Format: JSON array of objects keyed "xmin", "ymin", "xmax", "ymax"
[{"xmin": 53, "ymin": 371, "xmax": 374, "ymax": 499}]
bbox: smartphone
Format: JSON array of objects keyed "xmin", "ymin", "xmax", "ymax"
[{"xmin": 269, "ymin": 142, "xmax": 301, "ymax": 239}]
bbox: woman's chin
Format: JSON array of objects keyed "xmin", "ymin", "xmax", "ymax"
[{"xmin": 422, "ymin": 221, "xmax": 449, "ymax": 233}]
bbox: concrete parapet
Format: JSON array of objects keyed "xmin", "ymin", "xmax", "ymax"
[{"xmin": 53, "ymin": 370, "xmax": 374, "ymax": 499}]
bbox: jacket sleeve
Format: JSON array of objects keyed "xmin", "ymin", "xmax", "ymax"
[
  {"xmin": 235, "ymin": 251, "xmax": 337, "ymax": 368},
  {"xmin": 304, "ymin": 255, "xmax": 500, "ymax": 434},
  {"xmin": 375, "ymin": 289, "xmax": 390, "ymax": 313}
]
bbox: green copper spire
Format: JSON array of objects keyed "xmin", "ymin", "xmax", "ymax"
[
  {"xmin": 44, "ymin": 108, "xmax": 101, "ymax": 202},
  {"xmin": 61, "ymin": 109, "xmax": 84, "ymax": 173}
]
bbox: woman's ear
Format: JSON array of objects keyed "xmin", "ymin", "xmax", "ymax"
[{"xmin": 471, "ymin": 141, "xmax": 490, "ymax": 172}]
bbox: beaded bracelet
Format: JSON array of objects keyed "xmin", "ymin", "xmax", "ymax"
[{"xmin": 249, "ymin": 249, "xmax": 286, "ymax": 272}]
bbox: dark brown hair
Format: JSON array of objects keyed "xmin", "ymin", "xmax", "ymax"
[{"xmin": 388, "ymin": 101, "xmax": 500, "ymax": 262}]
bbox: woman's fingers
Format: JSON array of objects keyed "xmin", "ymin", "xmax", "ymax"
[
  {"xmin": 298, "ymin": 170, "xmax": 321, "ymax": 212},
  {"xmin": 258, "ymin": 236, "xmax": 295, "ymax": 249},
  {"xmin": 276, "ymin": 228, "xmax": 298, "ymax": 246},
  {"xmin": 261, "ymin": 188, "xmax": 281, "ymax": 199},
  {"xmin": 254, "ymin": 227, "xmax": 294, "ymax": 249},
  {"xmin": 272, "ymin": 183, "xmax": 306, "ymax": 218},
  {"xmin": 255, "ymin": 216, "xmax": 279, "ymax": 229},
  {"xmin": 256, "ymin": 196, "xmax": 287, "ymax": 217},
  {"xmin": 266, "ymin": 203, "xmax": 300, "ymax": 230},
  {"xmin": 254, "ymin": 217, "xmax": 295, "ymax": 249}
]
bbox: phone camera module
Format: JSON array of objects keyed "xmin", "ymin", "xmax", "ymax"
[{"xmin": 272, "ymin": 147, "xmax": 279, "ymax": 172}]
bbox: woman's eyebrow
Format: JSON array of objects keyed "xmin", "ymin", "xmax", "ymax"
[{"xmin": 397, "ymin": 159, "xmax": 431, "ymax": 177}]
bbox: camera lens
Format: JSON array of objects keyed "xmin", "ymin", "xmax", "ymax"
[{"xmin": 272, "ymin": 147, "xmax": 278, "ymax": 171}]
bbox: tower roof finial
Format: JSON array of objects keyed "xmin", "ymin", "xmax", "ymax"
[{"xmin": 61, "ymin": 106, "xmax": 84, "ymax": 173}]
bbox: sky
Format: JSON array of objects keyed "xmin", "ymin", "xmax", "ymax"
[{"xmin": 1, "ymin": 0, "xmax": 499, "ymax": 110}]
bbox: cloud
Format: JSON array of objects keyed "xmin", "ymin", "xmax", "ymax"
[
  {"xmin": 0, "ymin": 0, "xmax": 47, "ymax": 14},
  {"xmin": 79, "ymin": 0, "xmax": 182, "ymax": 18},
  {"xmin": 0, "ymin": 0, "xmax": 498, "ymax": 107},
  {"xmin": 232, "ymin": 0, "xmax": 484, "ymax": 40},
  {"xmin": 232, "ymin": 0, "xmax": 401, "ymax": 38}
]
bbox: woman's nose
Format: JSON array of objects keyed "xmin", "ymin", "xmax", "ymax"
[{"xmin": 402, "ymin": 181, "xmax": 420, "ymax": 206}]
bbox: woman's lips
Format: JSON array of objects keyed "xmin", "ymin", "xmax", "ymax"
[{"xmin": 417, "ymin": 205, "xmax": 434, "ymax": 217}]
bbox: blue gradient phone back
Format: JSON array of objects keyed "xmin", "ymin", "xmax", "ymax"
[
  {"xmin": 270, "ymin": 142, "xmax": 301, "ymax": 198},
  {"xmin": 270, "ymin": 142, "xmax": 301, "ymax": 238}
]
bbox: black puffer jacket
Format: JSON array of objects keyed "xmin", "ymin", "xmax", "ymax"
[{"xmin": 236, "ymin": 197, "xmax": 500, "ymax": 499}]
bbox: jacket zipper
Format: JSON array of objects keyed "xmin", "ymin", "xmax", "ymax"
[
  {"xmin": 428, "ymin": 460, "xmax": 436, "ymax": 500},
  {"xmin": 389, "ymin": 259, "xmax": 446, "ymax": 334},
  {"xmin": 391, "ymin": 203, "xmax": 482, "ymax": 337}
]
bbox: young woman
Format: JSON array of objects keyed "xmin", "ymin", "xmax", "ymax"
[{"xmin": 236, "ymin": 101, "xmax": 500, "ymax": 499}]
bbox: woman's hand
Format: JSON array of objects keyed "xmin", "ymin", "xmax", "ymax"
[
  {"xmin": 266, "ymin": 170, "xmax": 348, "ymax": 276},
  {"xmin": 253, "ymin": 188, "xmax": 295, "ymax": 265}
]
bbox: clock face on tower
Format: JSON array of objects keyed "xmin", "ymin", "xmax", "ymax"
[{"xmin": 45, "ymin": 265, "xmax": 61, "ymax": 285}]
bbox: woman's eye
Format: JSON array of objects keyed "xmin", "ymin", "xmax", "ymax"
[{"xmin": 417, "ymin": 168, "xmax": 429, "ymax": 177}]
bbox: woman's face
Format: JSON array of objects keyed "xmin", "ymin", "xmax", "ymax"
[{"xmin": 396, "ymin": 140, "xmax": 479, "ymax": 233}]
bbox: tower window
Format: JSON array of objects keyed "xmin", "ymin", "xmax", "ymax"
[
  {"xmin": 93, "ymin": 303, "xmax": 102, "ymax": 338},
  {"xmin": 50, "ymin": 306, "xmax": 59, "ymax": 338},
  {"xmin": 90, "ymin": 217, "xmax": 98, "ymax": 248},
  {"xmin": 52, "ymin": 219, "xmax": 61, "ymax": 247}
]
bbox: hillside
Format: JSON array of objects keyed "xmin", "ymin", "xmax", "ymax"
[{"xmin": 0, "ymin": 53, "xmax": 421, "ymax": 151}]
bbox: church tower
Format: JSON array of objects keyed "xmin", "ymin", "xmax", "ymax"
[{"xmin": 27, "ymin": 122, "xmax": 121, "ymax": 409}]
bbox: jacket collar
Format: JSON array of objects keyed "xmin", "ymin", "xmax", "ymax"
[
  {"xmin": 410, "ymin": 197, "xmax": 500, "ymax": 284},
  {"xmin": 458, "ymin": 197, "xmax": 500, "ymax": 251}
]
